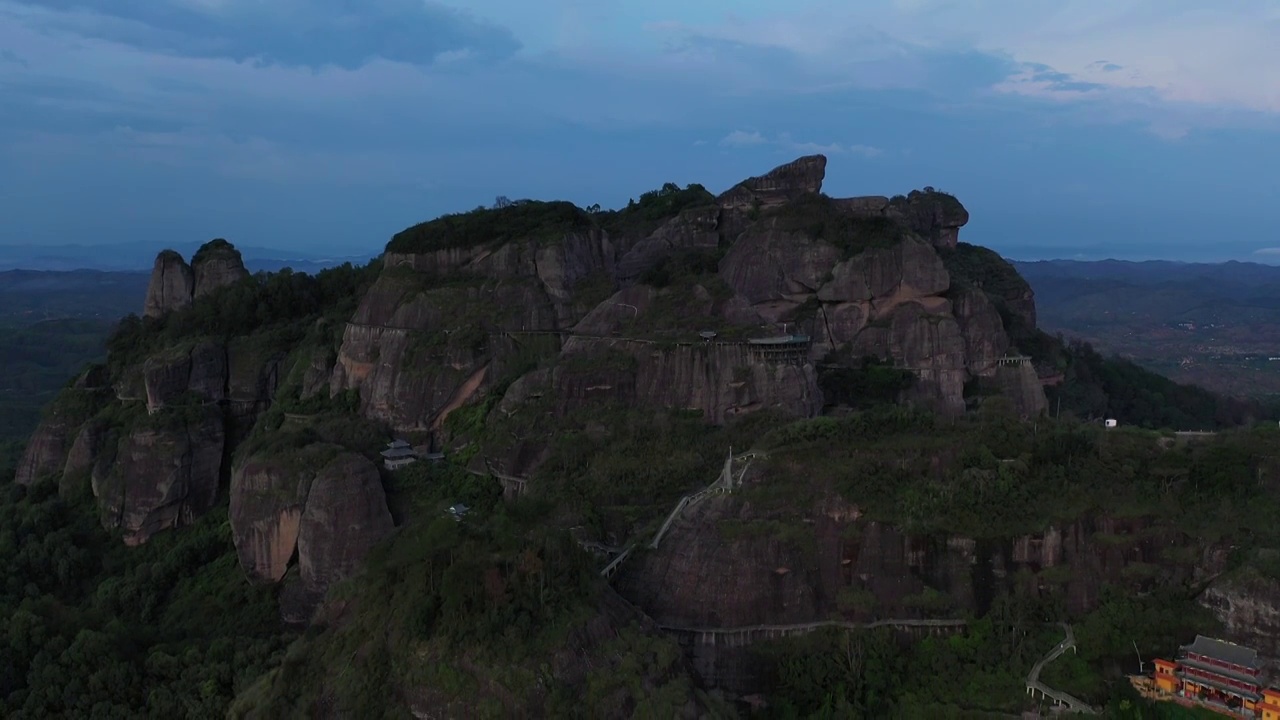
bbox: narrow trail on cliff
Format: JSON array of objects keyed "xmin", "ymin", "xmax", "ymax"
[
  {"xmin": 596, "ymin": 448, "xmax": 762, "ymax": 580},
  {"xmin": 1025, "ymin": 623, "xmax": 1095, "ymax": 715}
]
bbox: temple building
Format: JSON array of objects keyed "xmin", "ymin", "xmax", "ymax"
[
  {"xmin": 380, "ymin": 439, "xmax": 418, "ymax": 471},
  {"xmin": 746, "ymin": 334, "xmax": 811, "ymax": 364},
  {"xmin": 1150, "ymin": 635, "xmax": 1280, "ymax": 718}
]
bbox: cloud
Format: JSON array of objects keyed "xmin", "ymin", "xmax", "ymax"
[
  {"xmin": 5, "ymin": 0, "xmax": 521, "ymax": 68},
  {"xmin": 720, "ymin": 130, "xmax": 882, "ymax": 157},
  {"xmin": 649, "ymin": 1, "xmax": 1280, "ymax": 120},
  {"xmin": 1, "ymin": 0, "xmax": 1278, "ymax": 260},
  {"xmin": 720, "ymin": 130, "xmax": 767, "ymax": 147}
]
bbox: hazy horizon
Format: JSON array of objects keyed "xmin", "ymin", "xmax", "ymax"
[{"xmin": 3, "ymin": 1, "xmax": 1278, "ymax": 263}]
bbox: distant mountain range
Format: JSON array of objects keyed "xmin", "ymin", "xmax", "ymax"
[
  {"xmin": 1013, "ymin": 259, "xmax": 1280, "ymax": 397},
  {"xmin": 0, "ymin": 241, "xmax": 377, "ymax": 274}
]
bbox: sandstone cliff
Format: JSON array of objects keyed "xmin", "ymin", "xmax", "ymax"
[
  {"xmin": 192, "ymin": 238, "xmax": 251, "ymax": 299},
  {"xmin": 330, "ymin": 154, "xmax": 1044, "ymax": 445},
  {"xmin": 1200, "ymin": 569, "xmax": 1280, "ymax": 673},
  {"xmin": 143, "ymin": 250, "xmax": 195, "ymax": 319},
  {"xmin": 142, "ymin": 239, "xmax": 249, "ymax": 318},
  {"xmin": 230, "ymin": 447, "xmax": 394, "ymax": 622},
  {"xmin": 91, "ymin": 405, "xmax": 225, "ymax": 545}
]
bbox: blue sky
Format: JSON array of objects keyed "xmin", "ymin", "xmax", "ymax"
[{"xmin": 1, "ymin": 0, "xmax": 1278, "ymax": 262}]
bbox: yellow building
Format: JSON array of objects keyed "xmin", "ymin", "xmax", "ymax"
[
  {"xmin": 1151, "ymin": 636, "xmax": 1277, "ymax": 718},
  {"xmin": 1262, "ymin": 688, "xmax": 1280, "ymax": 720}
]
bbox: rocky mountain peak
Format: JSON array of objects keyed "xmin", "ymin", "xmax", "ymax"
[
  {"xmin": 142, "ymin": 250, "xmax": 195, "ymax": 319},
  {"xmin": 718, "ymin": 154, "xmax": 828, "ymax": 209},
  {"xmin": 191, "ymin": 238, "xmax": 250, "ymax": 299},
  {"xmin": 141, "ymin": 239, "xmax": 249, "ymax": 318},
  {"xmin": 888, "ymin": 188, "xmax": 970, "ymax": 249}
]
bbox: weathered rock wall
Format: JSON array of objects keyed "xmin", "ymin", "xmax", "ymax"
[{"xmin": 231, "ymin": 448, "xmax": 394, "ymax": 623}]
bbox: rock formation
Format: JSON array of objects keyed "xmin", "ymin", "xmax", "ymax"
[
  {"xmin": 192, "ymin": 238, "xmax": 251, "ymax": 299},
  {"xmin": 717, "ymin": 154, "xmax": 828, "ymax": 209},
  {"xmin": 1201, "ymin": 570, "xmax": 1280, "ymax": 673},
  {"xmin": 91, "ymin": 406, "xmax": 225, "ymax": 545},
  {"xmin": 142, "ymin": 239, "xmax": 249, "ymax": 318},
  {"xmin": 230, "ymin": 447, "xmax": 394, "ymax": 622},
  {"xmin": 329, "ymin": 154, "xmax": 1042, "ymax": 440},
  {"xmin": 143, "ymin": 250, "xmax": 195, "ymax": 319}
]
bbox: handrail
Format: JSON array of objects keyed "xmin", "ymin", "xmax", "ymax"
[{"xmin": 1025, "ymin": 623, "xmax": 1095, "ymax": 714}]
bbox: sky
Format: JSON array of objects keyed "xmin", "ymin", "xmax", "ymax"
[{"xmin": 1, "ymin": 0, "xmax": 1278, "ymax": 262}]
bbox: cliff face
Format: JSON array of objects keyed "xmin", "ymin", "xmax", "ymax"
[
  {"xmin": 1200, "ymin": 570, "xmax": 1280, "ymax": 672},
  {"xmin": 143, "ymin": 251, "xmax": 195, "ymax": 319},
  {"xmin": 230, "ymin": 448, "xmax": 394, "ymax": 622},
  {"xmin": 333, "ymin": 155, "xmax": 1042, "ymax": 446},
  {"xmin": 91, "ymin": 406, "xmax": 225, "ymax": 545},
  {"xmin": 618, "ymin": 477, "xmax": 1200, "ymax": 629}
]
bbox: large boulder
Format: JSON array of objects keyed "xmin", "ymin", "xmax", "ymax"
[
  {"xmin": 142, "ymin": 250, "xmax": 195, "ymax": 319},
  {"xmin": 231, "ymin": 447, "xmax": 394, "ymax": 622}
]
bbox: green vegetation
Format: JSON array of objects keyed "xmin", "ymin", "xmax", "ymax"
[
  {"xmin": 0, "ymin": 318, "xmax": 114, "ymax": 441},
  {"xmin": 940, "ymin": 242, "xmax": 1032, "ymax": 323},
  {"xmin": 940, "ymin": 241, "xmax": 1271, "ymax": 430},
  {"xmin": 757, "ymin": 405, "xmax": 1280, "ymax": 543},
  {"xmin": 1039, "ymin": 588, "xmax": 1221, "ymax": 707},
  {"xmin": 386, "ymin": 182, "xmax": 716, "ymax": 256},
  {"xmin": 386, "ymin": 200, "xmax": 594, "ymax": 254},
  {"xmin": 756, "ymin": 593, "xmax": 1060, "ymax": 718},
  {"xmin": 107, "ymin": 261, "xmax": 378, "ymax": 376},
  {"xmin": 229, "ymin": 462, "xmax": 705, "ymax": 718},
  {"xmin": 9, "ymin": 178, "xmax": 1280, "ymax": 718},
  {"xmin": 0, "ymin": 479, "xmax": 294, "ymax": 718},
  {"xmin": 888, "ymin": 187, "xmax": 967, "ymax": 217},
  {"xmin": 598, "ymin": 182, "xmax": 716, "ymax": 238},
  {"xmin": 191, "ymin": 237, "xmax": 236, "ymax": 264},
  {"xmin": 1047, "ymin": 338, "xmax": 1266, "ymax": 430}
]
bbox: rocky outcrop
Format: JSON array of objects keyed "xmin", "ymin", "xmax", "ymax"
[
  {"xmin": 340, "ymin": 154, "xmax": 1042, "ymax": 430},
  {"xmin": 294, "ymin": 454, "xmax": 393, "ymax": 608},
  {"xmin": 621, "ymin": 480, "xmax": 1198, "ymax": 634},
  {"xmin": 15, "ymin": 414, "xmax": 77, "ymax": 486},
  {"xmin": 143, "ymin": 250, "xmax": 195, "ymax": 319},
  {"xmin": 231, "ymin": 447, "xmax": 393, "ymax": 622},
  {"xmin": 192, "ymin": 238, "xmax": 250, "ymax": 299},
  {"xmin": 615, "ymin": 206, "xmax": 720, "ymax": 284},
  {"xmin": 331, "ymin": 243, "xmax": 589, "ymax": 430},
  {"xmin": 91, "ymin": 406, "xmax": 225, "ymax": 545},
  {"xmin": 61, "ymin": 418, "xmax": 108, "ymax": 496},
  {"xmin": 718, "ymin": 154, "xmax": 827, "ymax": 209},
  {"xmin": 552, "ymin": 338, "xmax": 822, "ymax": 424},
  {"xmin": 14, "ymin": 379, "xmax": 109, "ymax": 486},
  {"xmin": 144, "ymin": 340, "xmax": 228, "ymax": 413},
  {"xmin": 1200, "ymin": 570, "xmax": 1280, "ymax": 672},
  {"xmin": 887, "ymin": 189, "xmax": 970, "ymax": 250},
  {"xmin": 141, "ymin": 240, "xmax": 249, "ymax": 319},
  {"xmin": 711, "ymin": 220, "xmax": 1018, "ymax": 413},
  {"xmin": 994, "ymin": 363, "xmax": 1050, "ymax": 417}
]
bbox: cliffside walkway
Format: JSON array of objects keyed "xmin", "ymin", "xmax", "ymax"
[
  {"xmin": 649, "ymin": 449, "xmax": 756, "ymax": 550},
  {"xmin": 1025, "ymin": 623, "xmax": 1095, "ymax": 715},
  {"xmin": 463, "ymin": 460, "xmax": 529, "ymax": 497},
  {"xmin": 659, "ymin": 618, "xmax": 968, "ymax": 647},
  {"xmin": 597, "ymin": 448, "xmax": 761, "ymax": 581}
]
